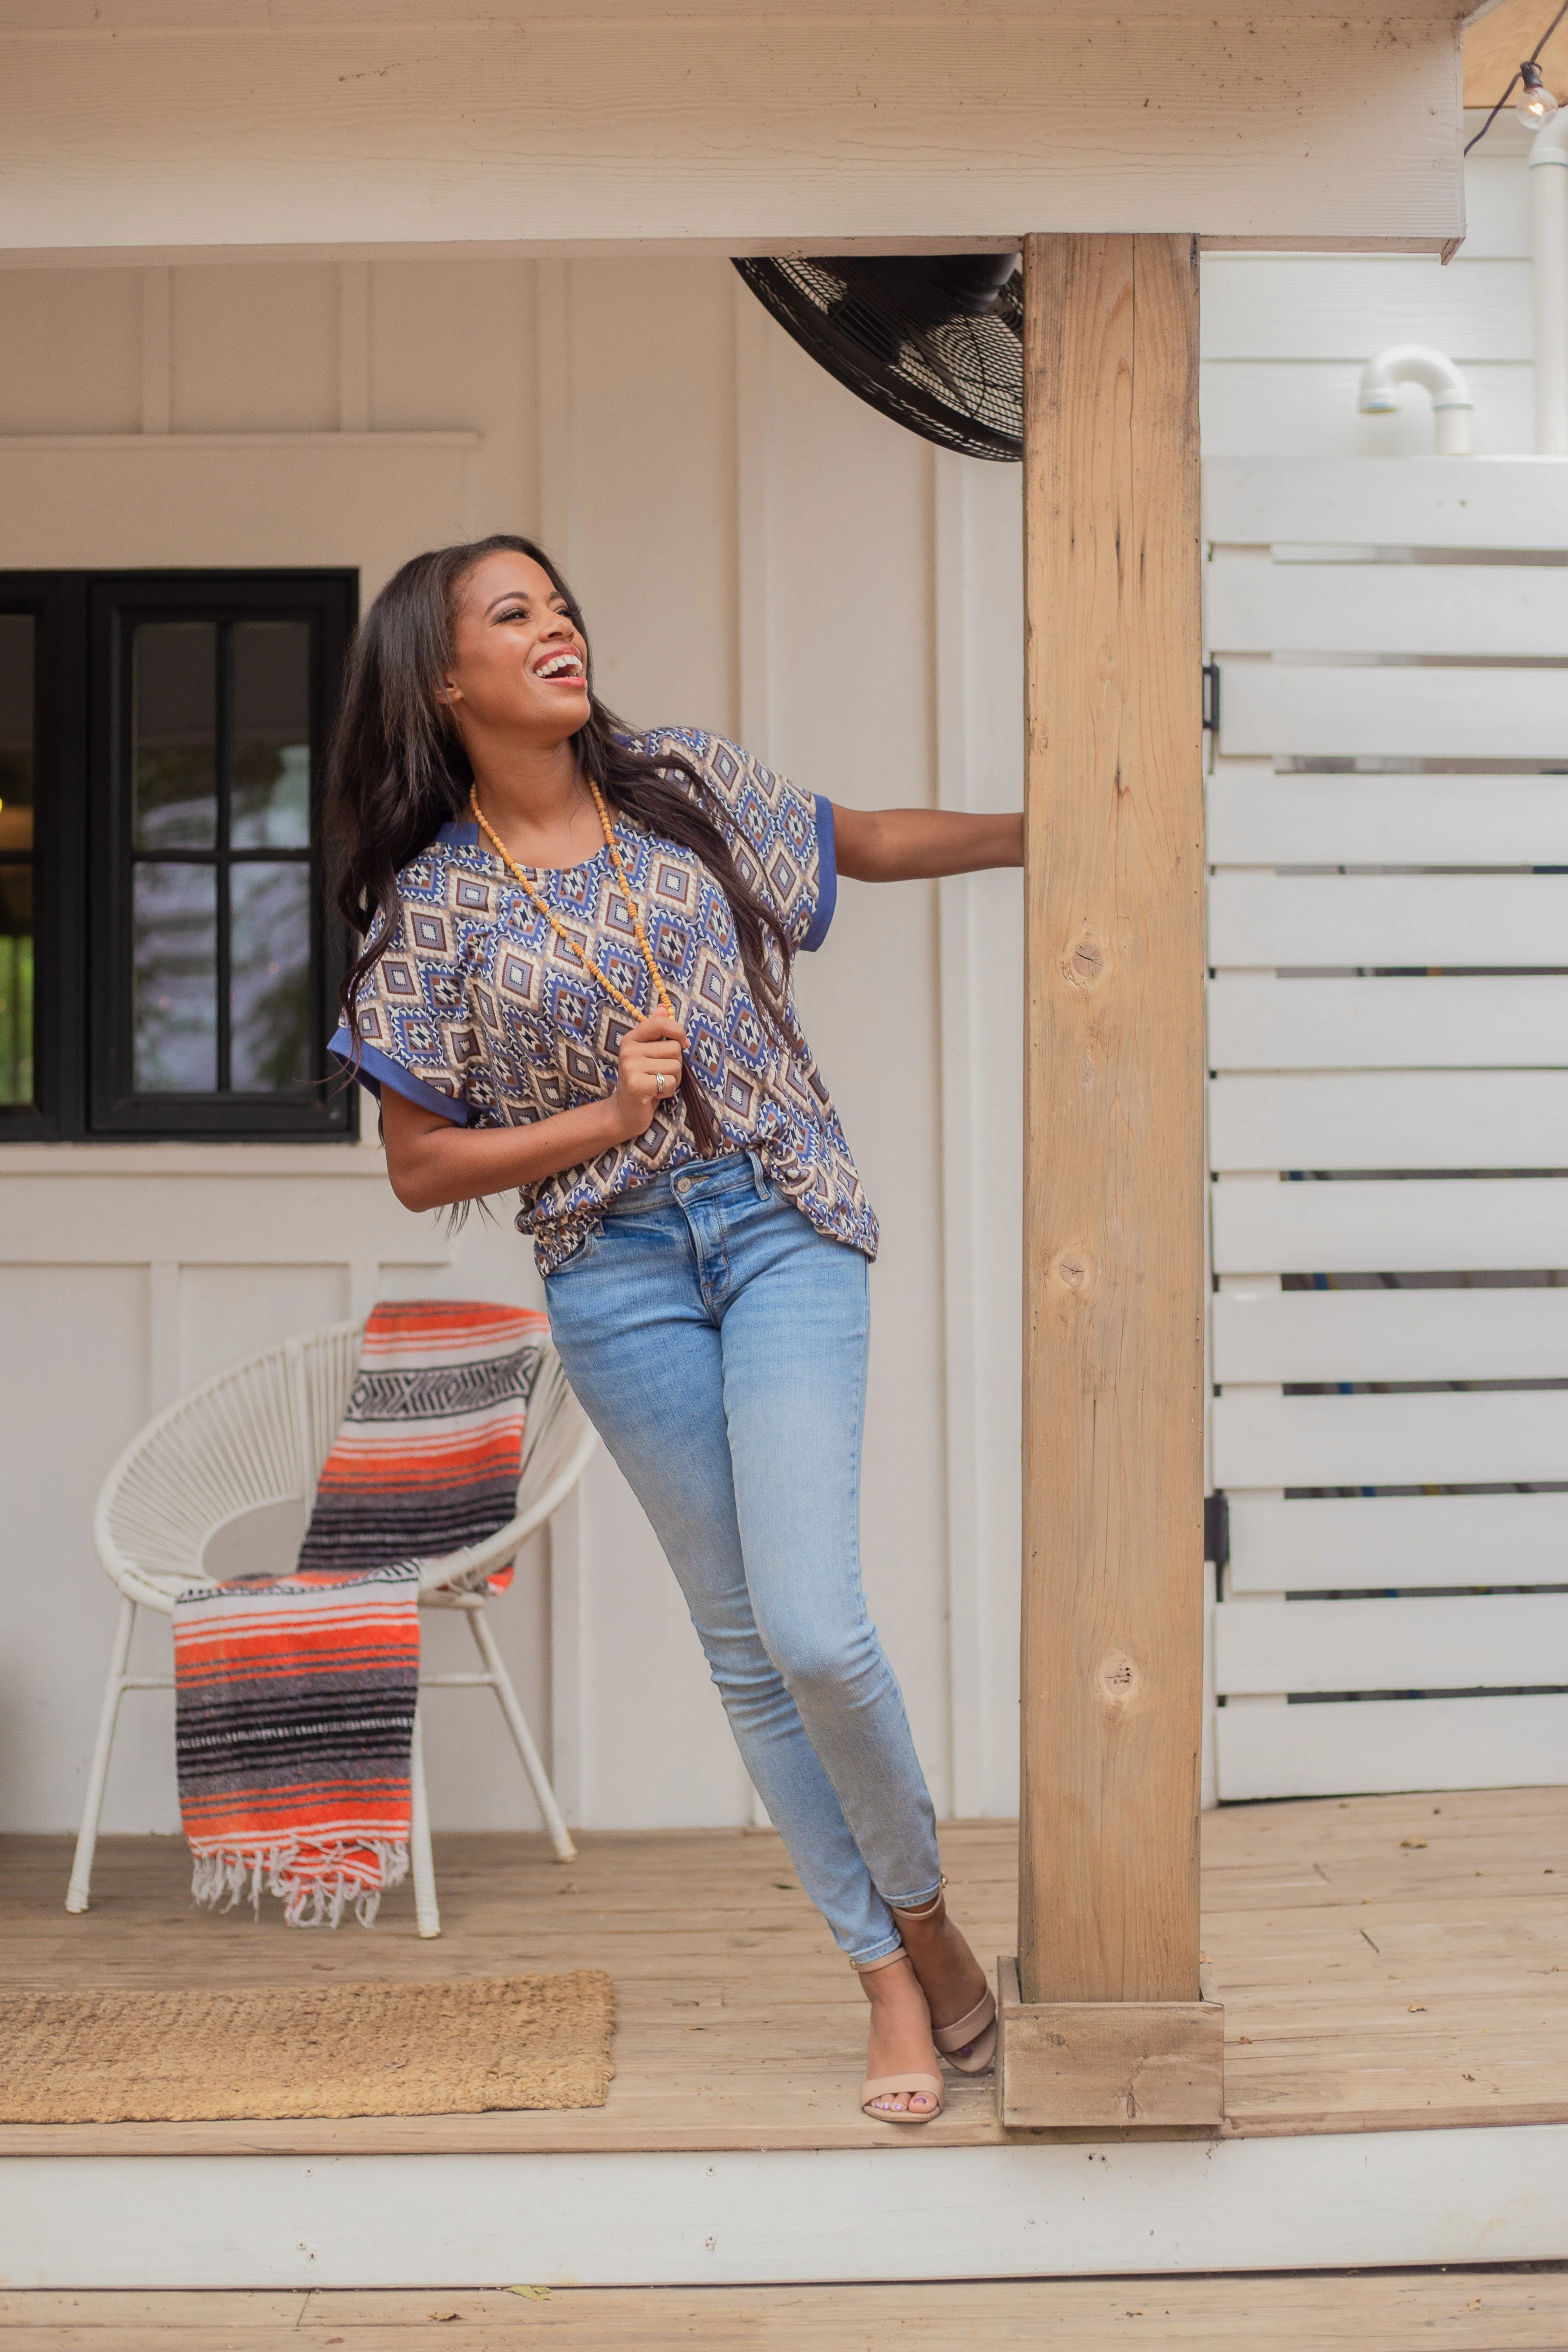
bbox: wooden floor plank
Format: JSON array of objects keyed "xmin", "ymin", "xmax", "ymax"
[
  {"xmin": 1, "ymin": 2272, "xmax": 1565, "ymax": 2349},
  {"xmin": 2, "ymin": 1790, "xmax": 1566, "ymax": 2155}
]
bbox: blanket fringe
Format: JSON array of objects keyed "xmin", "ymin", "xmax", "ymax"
[{"xmin": 191, "ymin": 1840, "xmax": 410, "ymax": 1929}]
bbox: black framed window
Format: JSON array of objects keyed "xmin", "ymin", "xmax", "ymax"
[
  {"xmin": 0, "ymin": 571, "xmax": 356, "ymax": 1142},
  {"xmin": 0, "ymin": 609, "xmax": 38, "ymax": 1114}
]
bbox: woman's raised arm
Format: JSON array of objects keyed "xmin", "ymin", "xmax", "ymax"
[{"xmin": 829, "ymin": 803, "xmax": 1023, "ymax": 884}]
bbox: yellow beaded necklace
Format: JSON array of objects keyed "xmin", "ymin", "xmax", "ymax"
[{"xmin": 469, "ymin": 779, "xmax": 676, "ymax": 1030}]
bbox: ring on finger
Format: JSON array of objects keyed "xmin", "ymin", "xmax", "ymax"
[{"xmin": 655, "ymin": 1073, "xmax": 667, "ymax": 1094}]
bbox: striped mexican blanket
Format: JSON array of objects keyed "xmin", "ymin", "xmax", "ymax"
[{"xmin": 174, "ymin": 1300, "xmax": 549, "ymax": 1927}]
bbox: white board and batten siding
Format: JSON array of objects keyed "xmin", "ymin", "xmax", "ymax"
[
  {"xmin": 1206, "ymin": 453, "xmax": 1568, "ymax": 1805},
  {"xmin": 0, "ymin": 254, "xmax": 1026, "ymax": 1841}
]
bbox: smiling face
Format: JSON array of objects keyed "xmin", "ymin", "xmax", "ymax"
[{"xmin": 441, "ymin": 549, "xmax": 593, "ymax": 749}]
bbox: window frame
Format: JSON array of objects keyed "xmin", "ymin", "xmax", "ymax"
[
  {"xmin": 0, "ymin": 568, "xmax": 358, "ymax": 1144},
  {"xmin": 0, "ymin": 575, "xmax": 87, "ymax": 1142}
]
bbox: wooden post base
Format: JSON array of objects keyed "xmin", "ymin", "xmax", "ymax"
[{"xmin": 995, "ymin": 1958, "xmax": 1225, "ymax": 2129}]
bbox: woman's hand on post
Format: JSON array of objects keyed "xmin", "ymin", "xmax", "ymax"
[{"xmin": 611, "ymin": 1015, "xmax": 687, "ymax": 1141}]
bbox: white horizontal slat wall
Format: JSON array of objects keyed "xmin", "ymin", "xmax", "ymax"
[
  {"xmin": 1215, "ymin": 1592, "xmax": 1568, "ymax": 1694},
  {"xmin": 1210, "ymin": 873, "xmax": 1568, "ymax": 968},
  {"xmin": 1208, "ymin": 772, "xmax": 1568, "ymax": 867},
  {"xmin": 1228, "ymin": 1490, "xmax": 1568, "ymax": 1591},
  {"xmin": 1213, "ymin": 1177, "xmax": 1568, "ymax": 1272},
  {"xmin": 1210, "ymin": 1072, "xmax": 1568, "ymax": 1170},
  {"xmin": 1220, "ymin": 663, "xmax": 1568, "ymax": 762},
  {"xmin": 1216, "ymin": 1694, "xmax": 1568, "ymax": 1799},
  {"xmin": 1206, "ymin": 454, "xmax": 1568, "ymax": 1804},
  {"xmin": 1214, "ymin": 1389, "xmax": 1568, "ymax": 1490},
  {"xmin": 1205, "ymin": 455, "xmax": 1568, "ymax": 549},
  {"xmin": 1209, "ymin": 976, "xmax": 1568, "ymax": 1071},
  {"xmin": 1207, "ymin": 553, "xmax": 1568, "ymax": 658},
  {"xmin": 1214, "ymin": 1285, "xmax": 1568, "ymax": 1386}
]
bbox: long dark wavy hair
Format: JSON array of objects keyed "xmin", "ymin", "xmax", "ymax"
[{"xmin": 325, "ymin": 534, "xmax": 793, "ymax": 1157}]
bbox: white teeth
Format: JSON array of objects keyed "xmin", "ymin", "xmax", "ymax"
[{"xmin": 537, "ymin": 653, "xmax": 582, "ymax": 680}]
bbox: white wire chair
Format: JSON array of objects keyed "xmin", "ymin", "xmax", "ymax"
[{"xmin": 66, "ymin": 1316, "xmax": 596, "ymax": 1937}]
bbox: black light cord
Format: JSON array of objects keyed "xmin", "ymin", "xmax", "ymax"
[{"xmin": 1465, "ymin": 1, "xmax": 1568, "ymax": 155}]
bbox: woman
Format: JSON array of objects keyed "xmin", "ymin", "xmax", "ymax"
[{"xmin": 327, "ymin": 534, "xmax": 1023, "ymax": 2122}]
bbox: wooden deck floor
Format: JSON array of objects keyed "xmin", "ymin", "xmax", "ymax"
[
  {"xmin": 1, "ymin": 1785, "xmax": 1565, "ymax": 2156},
  {"xmin": 2, "ymin": 2270, "xmax": 1565, "ymax": 2351}
]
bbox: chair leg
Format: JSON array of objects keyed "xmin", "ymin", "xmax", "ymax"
[
  {"xmin": 66, "ymin": 1597, "xmax": 136, "ymax": 1915},
  {"xmin": 408, "ymin": 1703, "xmax": 441, "ymax": 1938},
  {"xmin": 466, "ymin": 1605, "xmax": 579, "ymax": 1862}
]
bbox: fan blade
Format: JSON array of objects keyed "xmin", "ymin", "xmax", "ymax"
[{"xmin": 733, "ymin": 255, "xmax": 1023, "ymax": 463}]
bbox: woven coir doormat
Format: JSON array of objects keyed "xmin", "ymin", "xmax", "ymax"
[{"xmin": 0, "ymin": 1971, "xmax": 616, "ymax": 2122}]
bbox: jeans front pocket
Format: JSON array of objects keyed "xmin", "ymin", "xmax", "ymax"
[{"xmin": 547, "ymin": 1220, "xmax": 605, "ymax": 1277}]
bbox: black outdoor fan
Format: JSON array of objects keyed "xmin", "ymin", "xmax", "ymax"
[{"xmin": 732, "ymin": 254, "xmax": 1023, "ymax": 462}]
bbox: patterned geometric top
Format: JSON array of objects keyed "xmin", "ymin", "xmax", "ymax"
[{"xmin": 330, "ymin": 730, "xmax": 879, "ymax": 1276}]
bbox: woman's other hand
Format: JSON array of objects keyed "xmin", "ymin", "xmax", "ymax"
[
  {"xmin": 380, "ymin": 1035, "xmax": 682, "ymax": 1214},
  {"xmin": 612, "ymin": 1014, "xmax": 687, "ymax": 1141}
]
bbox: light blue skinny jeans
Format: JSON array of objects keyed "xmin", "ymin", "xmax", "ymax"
[{"xmin": 543, "ymin": 1150, "xmax": 941, "ymax": 1965}]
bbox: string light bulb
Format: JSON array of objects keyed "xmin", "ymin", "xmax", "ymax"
[
  {"xmin": 1517, "ymin": 60, "xmax": 1560, "ymax": 129},
  {"xmin": 1467, "ymin": 3, "xmax": 1568, "ymax": 153}
]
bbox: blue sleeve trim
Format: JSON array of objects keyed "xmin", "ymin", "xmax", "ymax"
[
  {"xmin": 800, "ymin": 795, "xmax": 837, "ymax": 952},
  {"xmin": 328, "ymin": 1025, "xmax": 471, "ymax": 1127}
]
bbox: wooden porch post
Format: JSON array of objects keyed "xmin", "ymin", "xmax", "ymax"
[{"xmin": 996, "ymin": 233, "xmax": 1221, "ymax": 2127}]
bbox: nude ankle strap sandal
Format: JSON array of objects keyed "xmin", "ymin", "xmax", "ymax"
[
  {"xmin": 889, "ymin": 1883, "xmax": 998, "ymax": 2076},
  {"xmin": 854, "ymin": 1946, "xmax": 944, "ymax": 2125}
]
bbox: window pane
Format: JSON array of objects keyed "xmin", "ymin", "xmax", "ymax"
[
  {"xmin": 0, "ymin": 614, "xmax": 35, "ymax": 1108},
  {"xmin": 231, "ymin": 621, "xmax": 311, "ymax": 850},
  {"xmin": 133, "ymin": 622, "xmax": 217, "ymax": 849},
  {"xmin": 231, "ymin": 861, "xmax": 311, "ymax": 1090},
  {"xmin": 133, "ymin": 862, "xmax": 217, "ymax": 1090},
  {"xmin": 0, "ymin": 865, "xmax": 33, "ymax": 1106},
  {"xmin": 0, "ymin": 614, "xmax": 33, "ymax": 854}
]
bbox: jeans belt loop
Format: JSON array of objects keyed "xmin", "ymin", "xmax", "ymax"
[{"xmin": 747, "ymin": 1149, "xmax": 769, "ymax": 1202}]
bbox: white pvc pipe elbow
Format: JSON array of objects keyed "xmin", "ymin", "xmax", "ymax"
[{"xmin": 1357, "ymin": 345, "xmax": 1474, "ymax": 456}]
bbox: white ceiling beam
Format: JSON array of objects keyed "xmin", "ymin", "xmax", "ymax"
[{"xmin": 0, "ymin": 9, "xmax": 1467, "ymax": 261}]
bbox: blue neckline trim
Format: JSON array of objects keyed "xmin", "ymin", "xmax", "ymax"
[{"xmin": 436, "ymin": 821, "xmax": 479, "ymax": 845}]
